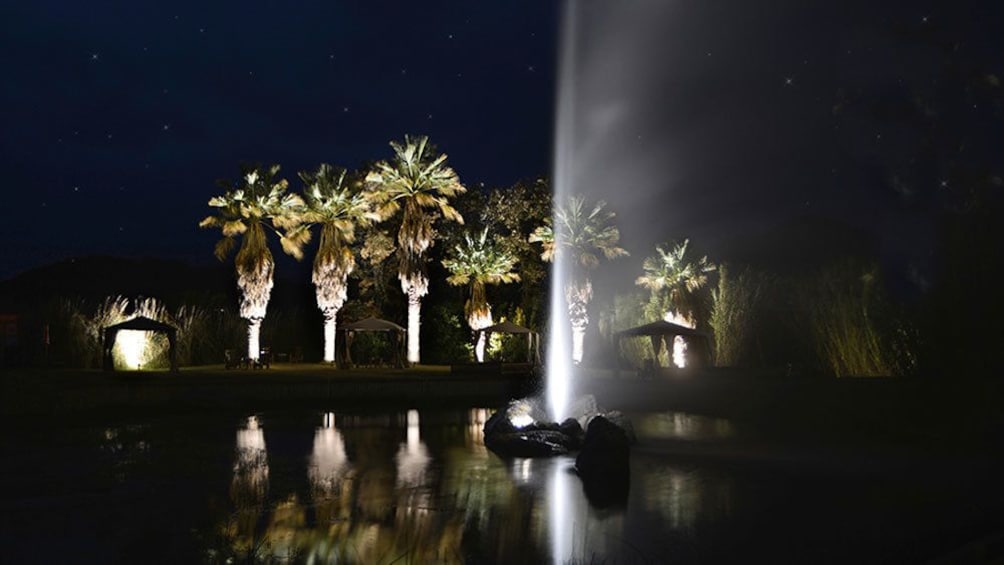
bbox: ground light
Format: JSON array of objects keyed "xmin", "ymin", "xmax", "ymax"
[{"xmin": 115, "ymin": 329, "xmax": 147, "ymax": 370}]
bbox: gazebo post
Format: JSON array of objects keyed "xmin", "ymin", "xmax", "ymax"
[
  {"xmin": 168, "ymin": 329, "xmax": 179, "ymax": 372},
  {"xmin": 102, "ymin": 328, "xmax": 116, "ymax": 371}
]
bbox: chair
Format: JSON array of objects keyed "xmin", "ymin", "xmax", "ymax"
[
  {"xmin": 254, "ymin": 346, "xmax": 272, "ymax": 370},
  {"xmin": 224, "ymin": 349, "xmax": 240, "ymax": 370}
]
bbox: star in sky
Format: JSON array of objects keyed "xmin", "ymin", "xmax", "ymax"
[{"xmin": 90, "ymin": 53, "xmax": 99, "ymax": 61}]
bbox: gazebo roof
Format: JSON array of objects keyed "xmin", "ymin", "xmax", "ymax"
[
  {"xmin": 480, "ymin": 320, "xmax": 536, "ymax": 334},
  {"xmin": 105, "ymin": 316, "xmax": 175, "ymax": 333},
  {"xmin": 615, "ymin": 320, "xmax": 708, "ymax": 339},
  {"xmin": 341, "ymin": 317, "xmax": 405, "ymax": 332}
]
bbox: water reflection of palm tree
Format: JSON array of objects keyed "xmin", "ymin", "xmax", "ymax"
[
  {"xmin": 396, "ymin": 410, "xmax": 431, "ymax": 489},
  {"xmin": 229, "ymin": 415, "xmax": 270, "ymax": 558},
  {"xmin": 309, "ymin": 412, "xmax": 351, "ymax": 494}
]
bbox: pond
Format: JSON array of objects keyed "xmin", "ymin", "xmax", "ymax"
[{"xmin": 2, "ymin": 407, "xmax": 998, "ymax": 563}]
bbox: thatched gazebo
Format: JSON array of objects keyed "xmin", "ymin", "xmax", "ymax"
[
  {"xmin": 614, "ymin": 320, "xmax": 712, "ymax": 374},
  {"xmin": 337, "ymin": 317, "xmax": 407, "ymax": 368},
  {"xmin": 477, "ymin": 320, "xmax": 541, "ymax": 364},
  {"xmin": 102, "ymin": 316, "xmax": 178, "ymax": 372}
]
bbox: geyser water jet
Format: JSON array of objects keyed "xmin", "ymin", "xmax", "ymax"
[{"xmin": 546, "ymin": 0, "xmax": 579, "ymax": 423}]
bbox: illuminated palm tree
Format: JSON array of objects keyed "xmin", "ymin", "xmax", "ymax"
[
  {"xmin": 530, "ymin": 195, "xmax": 627, "ymax": 364},
  {"xmin": 636, "ymin": 239, "xmax": 716, "ymax": 368},
  {"xmin": 365, "ymin": 135, "xmax": 466, "ymax": 364},
  {"xmin": 299, "ymin": 164, "xmax": 376, "ymax": 363},
  {"xmin": 200, "ymin": 164, "xmax": 309, "ymax": 360},
  {"xmin": 443, "ymin": 229, "xmax": 520, "ymax": 362},
  {"xmin": 635, "ymin": 239, "xmax": 717, "ymax": 326}
]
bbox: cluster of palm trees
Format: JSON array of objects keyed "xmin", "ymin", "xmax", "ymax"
[
  {"xmin": 201, "ymin": 135, "xmax": 467, "ymax": 364},
  {"xmin": 201, "ymin": 135, "xmax": 719, "ymax": 367}
]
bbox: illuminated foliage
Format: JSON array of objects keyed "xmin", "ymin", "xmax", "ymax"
[
  {"xmin": 636, "ymin": 239, "xmax": 717, "ymax": 326},
  {"xmin": 443, "ymin": 228, "xmax": 520, "ymax": 361},
  {"xmin": 299, "ymin": 164, "xmax": 377, "ymax": 362},
  {"xmin": 365, "ymin": 135, "xmax": 466, "ymax": 363},
  {"xmin": 200, "ymin": 164, "xmax": 309, "ymax": 359}
]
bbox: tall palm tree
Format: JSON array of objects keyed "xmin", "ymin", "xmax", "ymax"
[
  {"xmin": 530, "ymin": 195, "xmax": 627, "ymax": 364},
  {"xmin": 365, "ymin": 135, "xmax": 466, "ymax": 364},
  {"xmin": 635, "ymin": 239, "xmax": 717, "ymax": 326},
  {"xmin": 442, "ymin": 228, "xmax": 520, "ymax": 362},
  {"xmin": 200, "ymin": 164, "xmax": 309, "ymax": 360},
  {"xmin": 299, "ymin": 164, "xmax": 376, "ymax": 363},
  {"xmin": 636, "ymin": 239, "xmax": 716, "ymax": 368}
]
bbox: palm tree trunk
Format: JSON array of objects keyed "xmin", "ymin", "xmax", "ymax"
[
  {"xmin": 468, "ymin": 307, "xmax": 493, "ymax": 364},
  {"xmin": 570, "ymin": 320, "xmax": 586, "ymax": 366},
  {"xmin": 407, "ymin": 287, "xmax": 421, "ymax": 364},
  {"xmin": 474, "ymin": 332, "xmax": 487, "ymax": 363},
  {"xmin": 323, "ymin": 312, "xmax": 337, "ymax": 363},
  {"xmin": 566, "ymin": 282, "xmax": 591, "ymax": 365},
  {"xmin": 247, "ymin": 318, "xmax": 262, "ymax": 361}
]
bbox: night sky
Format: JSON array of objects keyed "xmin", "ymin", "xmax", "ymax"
[{"xmin": 2, "ymin": 0, "xmax": 1002, "ymax": 284}]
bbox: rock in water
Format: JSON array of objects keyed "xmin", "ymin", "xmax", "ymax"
[
  {"xmin": 575, "ymin": 415, "xmax": 631, "ymax": 508},
  {"xmin": 558, "ymin": 418, "xmax": 585, "ymax": 450}
]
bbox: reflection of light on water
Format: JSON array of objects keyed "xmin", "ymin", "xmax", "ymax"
[
  {"xmin": 636, "ymin": 412, "xmax": 735, "ymax": 441},
  {"xmin": 115, "ymin": 329, "xmax": 148, "ymax": 369},
  {"xmin": 643, "ymin": 465, "xmax": 734, "ymax": 529},
  {"xmin": 549, "ymin": 462, "xmax": 573, "ymax": 564},
  {"xmin": 511, "ymin": 458, "xmax": 534, "ymax": 485},
  {"xmin": 396, "ymin": 409, "xmax": 430, "ymax": 487},
  {"xmin": 310, "ymin": 412, "xmax": 349, "ymax": 493},
  {"xmin": 234, "ymin": 415, "xmax": 268, "ymax": 494},
  {"xmin": 468, "ymin": 408, "xmax": 490, "ymax": 450}
]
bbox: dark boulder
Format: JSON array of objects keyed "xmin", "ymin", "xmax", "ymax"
[
  {"xmin": 558, "ymin": 418, "xmax": 585, "ymax": 450},
  {"xmin": 575, "ymin": 416, "xmax": 631, "ymax": 508}
]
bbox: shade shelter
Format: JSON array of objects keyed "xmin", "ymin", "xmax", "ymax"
[
  {"xmin": 614, "ymin": 320, "xmax": 712, "ymax": 374},
  {"xmin": 102, "ymin": 316, "xmax": 178, "ymax": 372},
  {"xmin": 337, "ymin": 317, "xmax": 407, "ymax": 368},
  {"xmin": 477, "ymin": 320, "xmax": 541, "ymax": 364}
]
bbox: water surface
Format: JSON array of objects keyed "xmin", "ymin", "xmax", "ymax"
[{"xmin": 2, "ymin": 408, "xmax": 998, "ymax": 563}]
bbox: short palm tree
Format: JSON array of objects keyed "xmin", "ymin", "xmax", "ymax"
[
  {"xmin": 443, "ymin": 228, "xmax": 520, "ymax": 362},
  {"xmin": 635, "ymin": 239, "xmax": 717, "ymax": 326},
  {"xmin": 299, "ymin": 164, "xmax": 376, "ymax": 363},
  {"xmin": 200, "ymin": 164, "xmax": 309, "ymax": 360},
  {"xmin": 365, "ymin": 135, "xmax": 466, "ymax": 364},
  {"xmin": 530, "ymin": 195, "xmax": 627, "ymax": 365}
]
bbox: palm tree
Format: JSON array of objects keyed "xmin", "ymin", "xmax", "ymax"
[
  {"xmin": 365, "ymin": 135, "xmax": 466, "ymax": 364},
  {"xmin": 442, "ymin": 228, "xmax": 520, "ymax": 362},
  {"xmin": 299, "ymin": 164, "xmax": 376, "ymax": 363},
  {"xmin": 200, "ymin": 164, "xmax": 309, "ymax": 361},
  {"xmin": 636, "ymin": 239, "xmax": 716, "ymax": 367},
  {"xmin": 530, "ymin": 195, "xmax": 627, "ymax": 364},
  {"xmin": 635, "ymin": 239, "xmax": 717, "ymax": 326}
]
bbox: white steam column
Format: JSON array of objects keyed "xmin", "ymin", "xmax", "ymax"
[{"xmin": 547, "ymin": 0, "xmax": 580, "ymax": 423}]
